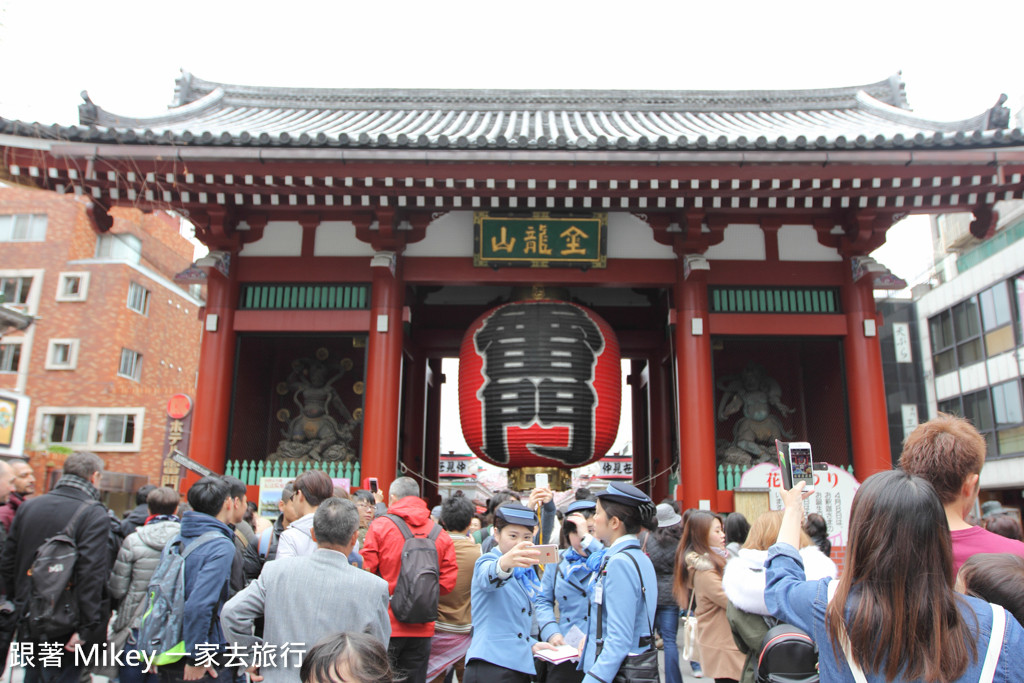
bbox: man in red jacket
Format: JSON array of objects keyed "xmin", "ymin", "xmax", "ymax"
[{"xmin": 362, "ymin": 477, "xmax": 458, "ymax": 683}]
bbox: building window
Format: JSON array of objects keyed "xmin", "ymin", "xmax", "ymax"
[
  {"xmin": 929, "ymin": 297, "xmax": 985, "ymax": 374},
  {"xmin": 0, "ymin": 343, "xmax": 21, "ymax": 373},
  {"xmin": 118, "ymin": 349, "xmax": 143, "ymax": 381},
  {"xmin": 992, "ymin": 380, "xmax": 1024, "ymax": 455},
  {"xmin": 979, "ymin": 281, "xmax": 1017, "ymax": 356},
  {"xmin": 37, "ymin": 407, "xmax": 145, "ymax": 451},
  {"xmin": 0, "ymin": 276, "xmax": 33, "ymax": 306},
  {"xmin": 96, "ymin": 413, "xmax": 136, "ymax": 445},
  {"xmin": 56, "ymin": 272, "xmax": 90, "ymax": 302},
  {"xmin": 0, "ymin": 214, "xmax": 47, "ymax": 242},
  {"xmin": 127, "ymin": 282, "xmax": 150, "ymax": 315},
  {"xmin": 95, "ymin": 233, "xmax": 141, "ymax": 263},
  {"xmin": 45, "ymin": 339, "xmax": 79, "ymax": 370},
  {"xmin": 44, "ymin": 413, "xmax": 91, "ymax": 444}
]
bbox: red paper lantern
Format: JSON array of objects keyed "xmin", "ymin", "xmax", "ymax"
[{"xmin": 459, "ymin": 300, "xmax": 621, "ymax": 469}]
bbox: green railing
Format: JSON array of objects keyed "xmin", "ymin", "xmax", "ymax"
[
  {"xmin": 238, "ymin": 283, "xmax": 370, "ymax": 310},
  {"xmin": 717, "ymin": 462, "xmax": 854, "ymax": 491},
  {"xmin": 956, "ymin": 217, "xmax": 1024, "ymax": 274},
  {"xmin": 710, "ymin": 286, "xmax": 840, "ymax": 314},
  {"xmin": 225, "ymin": 459, "xmax": 362, "ymax": 486}
]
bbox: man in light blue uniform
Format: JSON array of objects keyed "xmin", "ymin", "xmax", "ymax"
[{"xmin": 579, "ymin": 483, "xmax": 658, "ymax": 683}]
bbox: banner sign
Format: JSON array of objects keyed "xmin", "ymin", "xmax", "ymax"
[
  {"xmin": 440, "ymin": 455, "xmax": 478, "ymax": 479},
  {"xmin": 597, "ymin": 455, "xmax": 633, "ymax": 480},
  {"xmin": 474, "ymin": 212, "xmax": 607, "ymax": 269},
  {"xmin": 739, "ymin": 462, "xmax": 860, "ymax": 547}
]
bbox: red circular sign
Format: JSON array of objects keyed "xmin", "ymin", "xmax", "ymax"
[
  {"xmin": 167, "ymin": 394, "xmax": 193, "ymax": 420},
  {"xmin": 459, "ymin": 300, "xmax": 621, "ymax": 470}
]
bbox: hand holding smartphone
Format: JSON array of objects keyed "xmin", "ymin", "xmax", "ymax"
[{"xmin": 776, "ymin": 439, "xmax": 815, "ymax": 493}]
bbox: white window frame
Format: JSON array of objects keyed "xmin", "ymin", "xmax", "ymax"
[
  {"xmin": 127, "ymin": 282, "xmax": 151, "ymax": 316},
  {"xmin": 55, "ymin": 271, "xmax": 90, "ymax": 302},
  {"xmin": 117, "ymin": 348, "xmax": 143, "ymax": 381},
  {"xmin": 0, "ymin": 339, "xmax": 23, "ymax": 373},
  {"xmin": 45, "ymin": 338, "xmax": 80, "ymax": 370},
  {"xmin": 0, "ymin": 214, "xmax": 48, "ymax": 242},
  {"xmin": 35, "ymin": 407, "xmax": 145, "ymax": 452},
  {"xmin": 95, "ymin": 233, "xmax": 141, "ymax": 263}
]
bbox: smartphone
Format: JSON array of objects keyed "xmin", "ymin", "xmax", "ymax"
[
  {"xmin": 777, "ymin": 439, "xmax": 815, "ymax": 493},
  {"xmin": 534, "ymin": 544, "xmax": 559, "ymax": 564},
  {"xmin": 369, "ymin": 477, "xmax": 379, "ymax": 494},
  {"xmin": 534, "ymin": 473, "xmax": 549, "ymax": 489}
]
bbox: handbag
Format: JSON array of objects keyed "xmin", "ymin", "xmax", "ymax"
[
  {"xmin": 681, "ymin": 585, "xmax": 700, "ymax": 661},
  {"xmin": 595, "ymin": 551, "xmax": 660, "ymax": 683}
]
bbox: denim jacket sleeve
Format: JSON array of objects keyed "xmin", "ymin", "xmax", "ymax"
[{"xmin": 763, "ymin": 542, "xmax": 831, "ymax": 636}]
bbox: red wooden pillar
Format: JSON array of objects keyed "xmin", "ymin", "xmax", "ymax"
[
  {"xmin": 648, "ymin": 351, "xmax": 673, "ymax": 503},
  {"xmin": 629, "ymin": 360, "xmax": 651, "ymax": 494},
  {"xmin": 674, "ymin": 258, "xmax": 717, "ymax": 509},
  {"xmin": 842, "ymin": 267, "xmax": 892, "ymax": 479},
  {"xmin": 361, "ymin": 254, "xmax": 405, "ymax": 493},
  {"xmin": 188, "ymin": 262, "xmax": 239, "ymax": 484},
  {"xmin": 401, "ymin": 350, "xmax": 427, "ymax": 482},
  {"xmin": 423, "ymin": 358, "xmax": 444, "ymax": 505}
]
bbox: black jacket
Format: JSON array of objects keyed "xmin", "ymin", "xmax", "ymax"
[
  {"xmin": 0, "ymin": 486, "xmax": 116, "ymax": 645},
  {"xmin": 119, "ymin": 503, "xmax": 149, "ymax": 537},
  {"xmin": 642, "ymin": 529, "xmax": 682, "ymax": 607}
]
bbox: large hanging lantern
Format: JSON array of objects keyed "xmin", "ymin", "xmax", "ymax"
[{"xmin": 459, "ymin": 297, "xmax": 621, "ymax": 488}]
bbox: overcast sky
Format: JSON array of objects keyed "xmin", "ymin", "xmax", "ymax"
[{"xmin": 2, "ymin": 0, "xmax": 1022, "ymax": 458}]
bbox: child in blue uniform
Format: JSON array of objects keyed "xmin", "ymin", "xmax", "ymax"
[
  {"xmin": 579, "ymin": 483, "xmax": 658, "ymax": 683},
  {"xmin": 465, "ymin": 502, "xmax": 554, "ymax": 683},
  {"xmin": 536, "ymin": 499, "xmax": 604, "ymax": 683}
]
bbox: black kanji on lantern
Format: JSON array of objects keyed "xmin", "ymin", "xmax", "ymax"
[{"xmin": 474, "ymin": 302, "xmax": 605, "ymax": 465}]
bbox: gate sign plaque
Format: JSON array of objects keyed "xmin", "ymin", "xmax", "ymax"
[{"xmin": 474, "ymin": 212, "xmax": 607, "ymax": 269}]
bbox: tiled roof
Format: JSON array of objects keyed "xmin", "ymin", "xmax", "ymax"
[{"xmin": 2, "ymin": 72, "xmax": 1019, "ymax": 152}]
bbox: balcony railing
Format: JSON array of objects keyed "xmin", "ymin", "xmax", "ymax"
[{"xmin": 225, "ymin": 459, "xmax": 362, "ymax": 486}]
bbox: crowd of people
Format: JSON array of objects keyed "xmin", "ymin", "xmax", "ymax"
[{"xmin": 0, "ymin": 412, "xmax": 1022, "ymax": 683}]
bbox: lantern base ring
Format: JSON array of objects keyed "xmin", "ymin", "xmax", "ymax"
[{"xmin": 508, "ymin": 466, "xmax": 572, "ymax": 492}]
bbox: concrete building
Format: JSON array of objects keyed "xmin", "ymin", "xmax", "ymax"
[{"xmin": 0, "ymin": 185, "xmax": 203, "ymax": 512}]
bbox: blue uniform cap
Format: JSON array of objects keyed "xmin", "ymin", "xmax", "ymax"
[
  {"xmin": 567, "ymin": 500, "xmax": 597, "ymax": 514},
  {"xmin": 595, "ymin": 482, "xmax": 652, "ymax": 507},
  {"xmin": 494, "ymin": 502, "xmax": 537, "ymax": 528}
]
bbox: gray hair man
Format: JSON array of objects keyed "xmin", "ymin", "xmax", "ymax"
[{"xmin": 221, "ymin": 498, "xmax": 391, "ymax": 683}]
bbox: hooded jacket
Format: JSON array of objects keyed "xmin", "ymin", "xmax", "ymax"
[
  {"xmin": 361, "ymin": 495, "xmax": 458, "ymax": 638},
  {"xmin": 108, "ymin": 519, "xmax": 181, "ymax": 648},
  {"xmin": 722, "ymin": 546, "xmax": 837, "ymax": 683},
  {"xmin": 178, "ymin": 511, "xmax": 235, "ymax": 665},
  {"xmin": 119, "ymin": 503, "xmax": 150, "ymax": 538}
]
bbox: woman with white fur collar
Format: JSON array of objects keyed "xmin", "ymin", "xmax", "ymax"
[{"xmin": 721, "ymin": 511, "xmax": 837, "ymax": 683}]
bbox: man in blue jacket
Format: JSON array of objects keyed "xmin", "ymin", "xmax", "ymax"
[{"xmin": 159, "ymin": 476, "xmax": 237, "ymax": 683}]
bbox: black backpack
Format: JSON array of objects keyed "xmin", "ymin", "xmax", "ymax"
[
  {"xmin": 756, "ymin": 623, "xmax": 819, "ymax": 683},
  {"xmin": 26, "ymin": 501, "xmax": 99, "ymax": 640},
  {"xmin": 384, "ymin": 514, "xmax": 441, "ymax": 623}
]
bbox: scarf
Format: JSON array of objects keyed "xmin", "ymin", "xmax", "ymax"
[
  {"xmin": 563, "ymin": 547, "xmax": 594, "ymax": 582},
  {"xmin": 513, "ymin": 566, "xmax": 542, "ymax": 602},
  {"xmin": 585, "ymin": 548, "xmax": 610, "ymax": 592},
  {"xmin": 146, "ymin": 514, "xmax": 180, "ymax": 525},
  {"xmin": 55, "ymin": 473, "xmax": 100, "ymax": 500}
]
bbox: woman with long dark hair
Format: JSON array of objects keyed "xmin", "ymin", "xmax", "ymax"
[
  {"xmin": 673, "ymin": 512, "xmax": 744, "ymax": 683},
  {"xmin": 766, "ymin": 470, "xmax": 1024, "ymax": 682}
]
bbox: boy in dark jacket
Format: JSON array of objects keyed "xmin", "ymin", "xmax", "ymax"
[{"xmin": 158, "ymin": 476, "xmax": 238, "ymax": 683}]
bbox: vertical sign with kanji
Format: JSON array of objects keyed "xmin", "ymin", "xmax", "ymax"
[{"xmin": 161, "ymin": 394, "xmax": 194, "ymax": 488}]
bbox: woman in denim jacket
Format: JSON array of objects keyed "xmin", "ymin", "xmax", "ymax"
[{"xmin": 764, "ymin": 469, "xmax": 1024, "ymax": 683}]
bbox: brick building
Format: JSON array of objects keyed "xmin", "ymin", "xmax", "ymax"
[{"xmin": 0, "ymin": 185, "xmax": 203, "ymax": 513}]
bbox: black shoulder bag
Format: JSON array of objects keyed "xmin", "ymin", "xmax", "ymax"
[{"xmin": 595, "ymin": 551, "xmax": 659, "ymax": 683}]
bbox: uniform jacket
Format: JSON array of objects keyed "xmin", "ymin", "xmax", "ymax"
[
  {"xmin": 362, "ymin": 496, "xmax": 458, "ymax": 638},
  {"xmin": 465, "ymin": 548, "xmax": 538, "ymax": 675},
  {"xmin": 178, "ymin": 511, "xmax": 236, "ymax": 665},
  {"xmin": 221, "ymin": 547, "xmax": 391, "ymax": 683},
  {"xmin": 581, "ymin": 538, "xmax": 657, "ymax": 683},
  {"xmin": 0, "ymin": 485, "xmax": 114, "ymax": 645},
  {"xmin": 108, "ymin": 519, "xmax": 181, "ymax": 647},
  {"xmin": 765, "ymin": 542, "xmax": 1024, "ymax": 683},
  {"xmin": 536, "ymin": 547, "xmax": 597, "ymax": 643}
]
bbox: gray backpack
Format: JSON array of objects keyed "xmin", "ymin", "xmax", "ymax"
[
  {"xmin": 384, "ymin": 514, "xmax": 441, "ymax": 623},
  {"xmin": 134, "ymin": 531, "xmax": 222, "ymax": 666}
]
